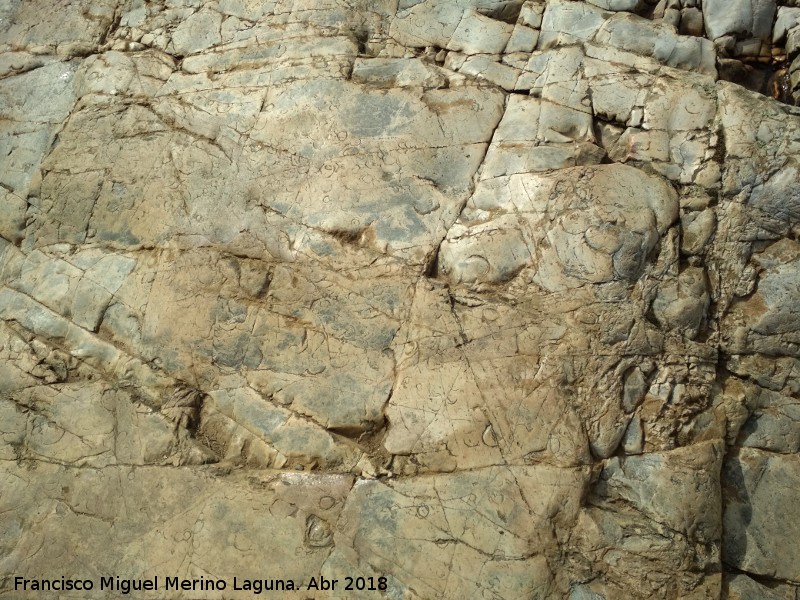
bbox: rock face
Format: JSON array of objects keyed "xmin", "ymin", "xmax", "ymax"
[{"xmin": 1, "ymin": 1, "xmax": 800, "ymax": 599}]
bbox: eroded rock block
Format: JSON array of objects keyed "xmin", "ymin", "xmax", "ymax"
[
  {"xmin": 440, "ymin": 164, "xmax": 678, "ymax": 290},
  {"xmin": 723, "ymin": 448, "xmax": 800, "ymax": 582},
  {"xmin": 1, "ymin": 0, "xmax": 800, "ymax": 596}
]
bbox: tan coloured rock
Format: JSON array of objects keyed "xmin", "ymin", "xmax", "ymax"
[
  {"xmin": 1, "ymin": 0, "xmax": 800, "ymax": 599},
  {"xmin": 440, "ymin": 164, "xmax": 678, "ymax": 290}
]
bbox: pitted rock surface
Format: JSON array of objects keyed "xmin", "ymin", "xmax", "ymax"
[{"xmin": 2, "ymin": 1, "xmax": 800, "ymax": 599}]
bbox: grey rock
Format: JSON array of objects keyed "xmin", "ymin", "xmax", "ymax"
[
  {"xmin": 570, "ymin": 585, "xmax": 607, "ymax": 600},
  {"xmin": 0, "ymin": 463, "xmax": 354, "ymax": 599},
  {"xmin": 0, "ymin": 61, "xmax": 78, "ymax": 197},
  {"xmin": 1, "ymin": 0, "xmax": 800, "ymax": 597},
  {"xmin": 351, "ymin": 57, "xmax": 449, "ymax": 88},
  {"xmin": 596, "ymin": 13, "xmax": 717, "ymax": 76},
  {"xmin": 170, "ymin": 7, "xmax": 223, "ymax": 55},
  {"xmin": 0, "ymin": 0, "xmax": 116, "ymax": 57},
  {"xmin": 586, "ymin": 0, "xmax": 641, "ymax": 11},
  {"xmin": 664, "ymin": 7, "xmax": 682, "ymax": 28},
  {"xmin": 724, "ymin": 573, "xmax": 798, "ymax": 600},
  {"xmin": 651, "ymin": 267, "xmax": 710, "ymax": 338},
  {"xmin": 572, "ymin": 442, "xmax": 725, "ymax": 598},
  {"xmin": 440, "ymin": 164, "xmax": 678, "ymax": 290},
  {"xmin": 506, "ymin": 23, "xmax": 540, "ymax": 53},
  {"xmin": 681, "ymin": 209, "xmax": 717, "ymax": 255},
  {"xmin": 599, "ymin": 441, "xmax": 724, "ymax": 542},
  {"xmin": 446, "ymin": 9, "xmax": 514, "ymax": 54},
  {"xmin": 390, "ymin": 0, "xmax": 474, "ymax": 49},
  {"xmin": 519, "ymin": 0, "xmax": 546, "ymax": 28},
  {"xmin": 703, "ymin": 0, "xmax": 777, "ymax": 41},
  {"xmin": 459, "ymin": 55, "xmax": 521, "ymax": 89},
  {"xmin": 723, "ymin": 239, "xmax": 800, "ymax": 357},
  {"xmin": 621, "ymin": 417, "xmax": 644, "ymax": 454},
  {"xmin": 738, "ymin": 383, "xmax": 800, "ymax": 454},
  {"xmin": 723, "ymin": 448, "xmax": 800, "ymax": 581},
  {"xmin": 538, "ymin": 0, "xmax": 609, "ymax": 49},
  {"xmin": 774, "ymin": 8, "xmax": 800, "ymax": 43}
]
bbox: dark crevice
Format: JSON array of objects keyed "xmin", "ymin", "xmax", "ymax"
[
  {"xmin": 96, "ymin": 5, "xmax": 123, "ymax": 50},
  {"xmin": 160, "ymin": 385, "xmax": 205, "ymax": 434},
  {"xmin": 324, "ymin": 227, "xmax": 368, "ymax": 247},
  {"xmin": 721, "ymin": 563, "xmax": 798, "ymax": 589},
  {"xmin": 718, "ymin": 54, "xmax": 796, "ymax": 106},
  {"xmin": 422, "ymin": 242, "xmax": 440, "ymax": 278},
  {"xmin": 352, "ymin": 27, "xmax": 369, "ymax": 56},
  {"xmin": 643, "ymin": 302, "xmax": 661, "ymax": 330},
  {"xmin": 478, "ymin": 0, "xmax": 524, "ymax": 25}
]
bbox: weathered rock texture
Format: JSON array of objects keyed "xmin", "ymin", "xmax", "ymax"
[{"xmin": 1, "ymin": 0, "xmax": 800, "ymax": 598}]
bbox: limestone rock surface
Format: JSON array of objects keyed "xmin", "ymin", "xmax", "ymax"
[{"xmin": 2, "ymin": 1, "xmax": 800, "ymax": 599}]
